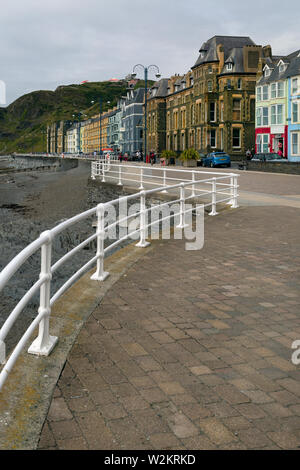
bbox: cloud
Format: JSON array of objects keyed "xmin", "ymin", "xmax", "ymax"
[{"xmin": 1, "ymin": 0, "xmax": 300, "ymax": 104}]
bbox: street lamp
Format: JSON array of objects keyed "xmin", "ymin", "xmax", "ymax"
[
  {"xmin": 131, "ymin": 64, "xmax": 161, "ymax": 162},
  {"xmin": 91, "ymin": 98, "xmax": 110, "ymax": 156}
]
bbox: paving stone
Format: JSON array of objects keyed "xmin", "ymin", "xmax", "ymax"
[
  {"xmin": 39, "ymin": 204, "xmax": 300, "ymax": 450},
  {"xmin": 47, "ymin": 397, "xmax": 73, "ymax": 421},
  {"xmin": 198, "ymin": 418, "xmax": 238, "ymax": 446}
]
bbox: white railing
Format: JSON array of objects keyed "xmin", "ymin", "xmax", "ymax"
[
  {"xmin": 91, "ymin": 159, "xmax": 239, "ymax": 205},
  {"xmin": 0, "ymin": 166, "xmax": 239, "ymax": 391}
]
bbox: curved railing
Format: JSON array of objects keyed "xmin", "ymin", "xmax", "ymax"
[{"xmin": 0, "ymin": 165, "xmax": 239, "ymax": 390}]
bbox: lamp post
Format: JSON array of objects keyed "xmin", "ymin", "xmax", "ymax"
[
  {"xmin": 91, "ymin": 99, "xmax": 110, "ymax": 156},
  {"xmin": 131, "ymin": 64, "xmax": 161, "ymax": 162}
]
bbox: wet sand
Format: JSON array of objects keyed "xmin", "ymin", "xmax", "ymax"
[{"xmin": 0, "ymin": 159, "xmax": 126, "ymax": 353}]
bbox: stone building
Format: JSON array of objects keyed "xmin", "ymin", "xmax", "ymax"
[
  {"xmin": 146, "ymin": 78, "xmax": 169, "ymax": 155},
  {"xmin": 147, "ymin": 36, "xmax": 268, "ymax": 159}
]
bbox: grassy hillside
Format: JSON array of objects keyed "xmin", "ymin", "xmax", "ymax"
[{"xmin": 0, "ymin": 80, "xmax": 152, "ymax": 154}]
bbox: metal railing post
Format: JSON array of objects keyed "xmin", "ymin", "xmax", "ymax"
[
  {"xmin": 136, "ymin": 191, "xmax": 150, "ymax": 248},
  {"xmin": 118, "ymin": 165, "xmax": 123, "ymax": 186},
  {"xmin": 28, "ymin": 231, "xmax": 58, "ymax": 356},
  {"xmin": 176, "ymin": 183, "xmax": 189, "ymax": 228},
  {"xmin": 227, "ymin": 174, "xmax": 234, "ymax": 205},
  {"xmin": 91, "ymin": 203, "xmax": 109, "ymax": 281},
  {"xmin": 191, "ymin": 171, "xmax": 196, "ymax": 197},
  {"xmin": 231, "ymin": 175, "xmax": 239, "ymax": 208},
  {"xmin": 209, "ymin": 177, "xmax": 218, "ymax": 216},
  {"xmin": 161, "ymin": 168, "xmax": 167, "ymax": 193},
  {"xmin": 139, "ymin": 168, "xmax": 144, "ymax": 190},
  {"xmin": 101, "ymin": 162, "xmax": 106, "ymax": 183},
  {"xmin": 91, "ymin": 162, "xmax": 95, "ymax": 180}
]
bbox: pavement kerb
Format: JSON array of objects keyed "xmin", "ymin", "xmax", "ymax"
[{"xmin": 0, "ymin": 202, "xmax": 235, "ymax": 450}]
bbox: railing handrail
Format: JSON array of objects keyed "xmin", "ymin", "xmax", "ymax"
[{"xmin": 0, "ymin": 163, "xmax": 239, "ymax": 391}]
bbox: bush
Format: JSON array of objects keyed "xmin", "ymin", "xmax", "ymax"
[
  {"xmin": 179, "ymin": 148, "xmax": 199, "ymax": 160},
  {"xmin": 160, "ymin": 149, "xmax": 177, "ymax": 159}
]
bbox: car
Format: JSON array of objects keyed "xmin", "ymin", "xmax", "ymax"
[
  {"xmin": 196, "ymin": 152, "xmax": 206, "ymax": 166},
  {"xmin": 251, "ymin": 153, "xmax": 287, "ymax": 162},
  {"xmin": 202, "ymin": 152, "xmax": 231, "ymax": 168}
]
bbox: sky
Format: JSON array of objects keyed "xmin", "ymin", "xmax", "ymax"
[{"xmin": 1, "ymin": 0, "xmax": 300, "ymax": 105}]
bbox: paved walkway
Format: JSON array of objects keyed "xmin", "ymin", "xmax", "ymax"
[{"xmin": 38, "ymin": 202, "xmax": 300, "ymax": 450}]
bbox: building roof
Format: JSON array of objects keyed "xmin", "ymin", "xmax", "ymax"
[
  {"xmin": 148, "ymin": 78, "xmax": 169, "ymax": 99},
  {"xmin": 192, "ymin": 35, "xmax": 256, "ymax": 69},
  {"xmin": 258, "ymin": 49, "xmax": 300, "ymax": 85}
]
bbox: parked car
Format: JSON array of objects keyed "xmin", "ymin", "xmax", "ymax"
[
  {"xmin": 202, "ymin": 152, "xmax": 231, "ymax": 168},
  {"xmin": 251, "ymin": 153, "xmax": 287, "ymax": 162},
  {"xmin": 197, "ymin": 152, "xmax": 206, "ymax": 166}
]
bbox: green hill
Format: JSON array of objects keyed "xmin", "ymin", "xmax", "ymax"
[{"xmin": 0, "ymin": 80, "xmax": 151, "ymax": 154}]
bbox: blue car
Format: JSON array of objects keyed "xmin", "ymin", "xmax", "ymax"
[{"xmin": 202, "ymin": 152, "xmax": 231, "ymax": 168}]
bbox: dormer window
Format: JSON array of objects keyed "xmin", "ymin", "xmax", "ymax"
[
  {"xmin": 226, "ymin": 62, "xmax": 233, "ymax": 72},
  {"xmin": 279, "ymin": 63, "xmax": 287, "ymax": 73},
  {"xmin": 264, "ymin": 66, "xmax": 271, "ymax": 77}
]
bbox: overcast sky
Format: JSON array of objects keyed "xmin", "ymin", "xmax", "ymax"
[{"xmin": 1, "ymin": 0, "xmax": 300, "ymax": 105}]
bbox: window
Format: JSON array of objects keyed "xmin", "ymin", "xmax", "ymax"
[
  {"xmin": 264, "ymin": 67, "xmax": 271, "ymax": 77},
  {"xmin": 277, "ymin": 82, "xmax": 284, "ymax": 97},
  {"xmin": 292, "ymin": 78, "xmax": 298, "ymax": 95},
  {"xmin": 208, "ymin": 66, "xmax": 212, "ymax": 74},
  {"xmin": 210, "ymin": 129, "xmax": 216, "ymax": 148},
  {"xmin": 227, "ymin": 79, "xmax": 231, "ymax": 90},
  {"xmin": 271, "ymin": 83, "xmax": 276, "ymax": 99},
  {"xmin": 263, "ymin": 107, "xmax": 269, "ymax": 126},
  {"xmin": 232, "ymin": 99, "xmax": 241, "ymax": 121},
  {"xmin": 256, "ymin": 86, "xmax": 262, "ymax": 101},
  {"xmin": 271, "ymin": 104, "xmax": 284, "ymax": 124},
  {"xmin": 279, "ymin": 63, "xmax": 287, "ymax": 74},
  {"xmin": 237, "ymin": 78, "xmax": 242, "ymax": 90},
  {"xmin": 256, "ymin": 134, "xmax": 269, "ymax": 153},
  {"xmin": 209, "ymin": 102, "xmax": 216, "ymax": 122},
  {"xmin": 292, "ymin": 101, "xmax": 299, "ymax": 123},
  {"xmin": 227, "ymin": 62, "xmax": 233, "ymax": 71},
  {"xmin": 232, "ymin": 128, "xmax": 241, "ymax": 148},
  {"xmin": 262, "ymin": 85, "xmax": 269, "ymax": 100},
  {"xmin": 220, "ymin": 101, "xmax": 224, "ymax": 121},
  {"xmin": 256, "ymin": 107, "xmax": 262, "ymax": 126},
  {"xmin": 208, "ymin": 80, "xmax": 212, "ymax": 92},
  {"xmin": 291, "ymin": 132, "xmax": 300, "ymax": 155}
]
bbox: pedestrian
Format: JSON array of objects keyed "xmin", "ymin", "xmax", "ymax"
[{"xmin": 245, "ymin": 148, "xmax": 252, "ymax": 161}]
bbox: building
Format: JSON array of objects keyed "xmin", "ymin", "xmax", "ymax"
[
  {"xmin": 146, "ymin": 78, "xmax": 169, "ymax": 155},
  {"xmin": 66, "ymin": 122, "xmax": 81, "ymax": 153},
  {"xmin": 255, "ymin": 50, "xmax": 289, "ymax": 157},
  {"xmin": 287, "ymin": 52, "xmax": 300, "ymax": 161},
  {"xmin": 189, "ymin": 36, "xmax": 267, "ymax": 158},
  {"xmin": 255, "ymin": 48, "xmax": 300, "ymax": 160},
  {"xmin": 121, "ymin": 88, "xmax": 145, "ymax": 155}
]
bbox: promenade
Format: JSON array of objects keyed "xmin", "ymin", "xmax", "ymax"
[{"xmin": 37, "ymin": 169, "xmax": 300, "ymax": 450}]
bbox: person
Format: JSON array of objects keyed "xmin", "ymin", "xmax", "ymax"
[
  {"xmin": 278, "ymin": 149, "xmax": 283, "ymax": 157},
  {"xmin": 150, "ymin": 153, "xmax": 154, "ymax": 165},
  {"xmin": 251, "ymin": 147, "xmax": 255, "ymax": 159},
  {"xmin": 245, "ymin": 148, "xmax": 252, "ymax": 161}
]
